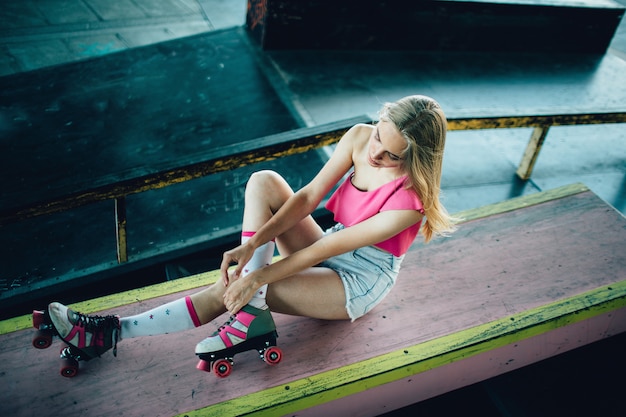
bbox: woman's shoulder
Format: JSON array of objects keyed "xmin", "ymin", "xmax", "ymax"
[
  {"xmin": 350, "ymin": 123, "xmax": 374, "ymax": 136},
  {"xmin": 341, "ymin": 123, "xmax": 372, "ymax": 148}
]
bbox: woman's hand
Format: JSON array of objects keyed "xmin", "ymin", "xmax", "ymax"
[
  {"xmin": 220, "ymin": 242, "xmax": 256, "ymax": 286},
  {"xmin": 222, "ymin": 273, "xmax": 258, "ymax": 314}
]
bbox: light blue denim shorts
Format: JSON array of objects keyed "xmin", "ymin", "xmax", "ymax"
[{"xmin": 318, "ymin": 223, "xmax": 404, "ymax": 321}]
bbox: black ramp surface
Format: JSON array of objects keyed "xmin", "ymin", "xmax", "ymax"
[{"xmin": 0, "ymin": 27, "xmax": 300, "ymax": 212}]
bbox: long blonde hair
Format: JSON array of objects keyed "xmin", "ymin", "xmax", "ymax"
[{"xmin": 379, "ymin": 95, "xmax": 457, "ymax": 243}]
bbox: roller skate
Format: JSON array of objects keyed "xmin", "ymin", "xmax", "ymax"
[
  {"xmin": 195, "ymin": 305, "xmax": 282, "ymax": 378},
  {"xmin": 32, "ymin": 302, "xmax": 120, "ymax": 377}
]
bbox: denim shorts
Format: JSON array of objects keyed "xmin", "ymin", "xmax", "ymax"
[{"xmin": 318, "ymin": 223, "xmax": 404, "ymax": 321}]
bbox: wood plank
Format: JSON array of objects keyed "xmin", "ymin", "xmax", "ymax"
[
  {"xmin": 446, "ymin": 112, "xmax": 626, "ymax": 130},
  {"xmin": 452, "ymin": 182, "xmax": 589, "ymax": 222},
  {"xmin": 517, "ymin": 126, "xmax": 550, "ymax": 180},
  {"xmin": 1, "ymin": 184, "xmax": 624, "ymax": 416},
  {"xmin": 294, "ymin": 304, "xmax": 626, "ymax": 417}
]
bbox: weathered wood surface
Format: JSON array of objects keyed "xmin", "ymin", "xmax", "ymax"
[
  {"xmin": 0, "ymin": 27, "xmax": 301, "ymax": 224},
  {"xmin": 1, "ymin": 184, "xmax": 625, "ymax": 417}
]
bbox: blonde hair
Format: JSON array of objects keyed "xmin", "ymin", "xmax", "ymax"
[{"xmin": 379, "ymin": 95, "xmax": 457, "ymax": 243}]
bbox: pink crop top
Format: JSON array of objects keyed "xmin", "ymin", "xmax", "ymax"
[{"xmin": 325, "ymin": 172, "xmax": 425, "ymax": 256}]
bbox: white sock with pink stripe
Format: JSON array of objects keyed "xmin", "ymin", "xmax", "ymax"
[
  {"xmin": 241, "ymin": 232, "xmax": 275, "ymax": 310},
  {"xmin": 119, "ymin": 296, "xmax": 201, "ymax": 339}
]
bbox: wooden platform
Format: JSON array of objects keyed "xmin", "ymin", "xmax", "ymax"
[{"xmin": 1, "ymin": 183, "xmax": 625, "ymax": 416}]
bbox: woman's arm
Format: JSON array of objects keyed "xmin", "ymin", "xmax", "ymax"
[
  {"xmin": 220, "ymin": 124, "xmax": 369, "ymax": 283},
  {"xmin": 247, "ymin": 124, "xmax": 366, "ymax": 248},
  {"xmin": 261, "ymin": 209, "xmax": 421, "ymax": 283},
  {"xmin": 223, "ymin": 208, "xmax": 423, "ymax": 313}
]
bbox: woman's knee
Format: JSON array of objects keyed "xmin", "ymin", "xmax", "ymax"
[
  {"xmin": 246, "ymin": 170, "xmax": 293, "ymax": 206},
  {"xmin": 247, "ymin": 170, "xmax": 286, "ymax": 191}
]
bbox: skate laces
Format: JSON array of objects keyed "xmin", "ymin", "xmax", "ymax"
[
  {"xmin": 72, "ymin": 311, "xmax": 120, "ymax": 357},
  {"xmin": 73, "ymin": 312, "xmax": 116, "ymax": 329},
  {"xmin": 214, "ymin": 314, "xmax": 236, "ymax": 334}
]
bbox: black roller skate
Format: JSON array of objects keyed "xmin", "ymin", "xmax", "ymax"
[{"xmin": 32, "ymin": 302, "xmax": 120, "ymax": 377}]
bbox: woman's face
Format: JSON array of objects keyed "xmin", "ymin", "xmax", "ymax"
[{"xmin": 367, "ymin": 120, "xmax": 406, "ymax": 169}]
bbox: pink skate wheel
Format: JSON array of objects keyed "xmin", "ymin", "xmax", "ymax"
[
  {"xmin": 32, "ymin": 329, "xmax": 53, "ymax": 349},
  {"xmin": 60, "ymin": 357, "xmax": 79, "ymax": 378},
  {"xmin": 263, "ymin": 346, "xmax": 282, "ymax": 365},
  {"xmin": 212, "ymin": 359, "xmax": 232, "ymax": 378},
  {"xmin": 196, "ymin": 359, "xmax": 211, "ymax": 372}
]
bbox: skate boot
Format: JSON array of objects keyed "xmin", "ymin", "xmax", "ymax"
[
  {"xmin": 196, "ymin": 305, "xmax": 282, "ymax": 377},
  {"xmin": 48, "ymin": 302, "xmax": 120, "ymax": 360}
]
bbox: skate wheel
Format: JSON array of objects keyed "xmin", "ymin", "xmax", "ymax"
[
  {"xmin": 196, "ymin": 359, "xmax": 212, "ymax": 372},
  {"xmin": 60, "ymin": 357, "xmax": 79, "ymax": 378},
  {"xmin": 212, "ymin": 359, "xmax": 232, "ymax": 378},
  {"xmin": 263, "ymin": 346, "xmax": 283, "ymax": 365},
  {"xmin": 32, "ymin": 329, "xmax": 53, "ymax": 349},
  {"xmin": 32, "ymin": 310, "xmax": 46, "ymax": 329}
]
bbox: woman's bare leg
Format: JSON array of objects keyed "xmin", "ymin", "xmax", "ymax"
[
  {"xmin": 242, "ymin": 170, "xmax": 324, "ymax": 254},
  {"xmin": 240, "ymin": 170, "xmax": 349, "ymax": 320},
  {"xmin": 192, "ymin": 170, "xmax": 349, "ymax": 323},
  {"xmin": 46, "ymin": 170, "xmax": 348, "ymax": 358},
  {"xmin": 267, "ymin": 267, "xmax": 350, "ymax": 320}
]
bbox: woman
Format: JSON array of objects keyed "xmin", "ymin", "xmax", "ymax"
[{"xmin": 47, "ymin": 95, "xmax": 457, "ymax": 363}]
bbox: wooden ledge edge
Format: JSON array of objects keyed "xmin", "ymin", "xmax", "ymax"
[
  {"xmin": 453, "ymin": 182, "xmax": 589, "ymax": 224},
  {"xmin": 0, "ymin": 269, "xmax": 221, "ymax": 334}
]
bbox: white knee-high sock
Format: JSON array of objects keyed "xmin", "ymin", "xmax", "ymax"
[
  {"xmin": 241, "ymin": 232, "xmax": 275, "ymax": 310},
  {"xmin": 120, "ymin": 296, "xmax": 201, "ymax": 339}
]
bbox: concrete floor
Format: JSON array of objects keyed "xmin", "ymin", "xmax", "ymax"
[{"xmin": 1, "ymin": 1, "xmax": 625, "ymax": 416}]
